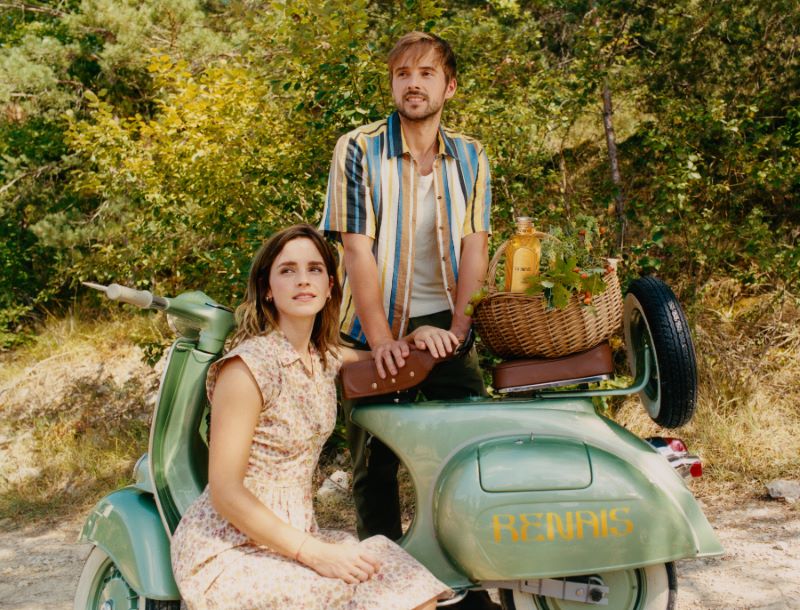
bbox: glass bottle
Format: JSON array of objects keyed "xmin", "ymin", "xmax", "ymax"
[{"xmin": 504, "ymin": 216, "xmax": 541, "ymax": 293}]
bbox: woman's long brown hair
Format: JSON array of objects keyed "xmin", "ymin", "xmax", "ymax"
[{"xmin": 231, "ymin": 224, "xmax": 342, "ymax": 368}]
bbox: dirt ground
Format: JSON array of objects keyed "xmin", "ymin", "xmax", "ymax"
[{"xmin": 1, "ymin": 497, "xmax": 798, "ymax": 610}]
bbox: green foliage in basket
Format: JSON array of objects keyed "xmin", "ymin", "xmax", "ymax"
[{"xmin": 525, "ymin": 215, "xmax": 613, "ymax": 309}]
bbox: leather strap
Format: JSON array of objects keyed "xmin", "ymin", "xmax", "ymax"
[{"xmin": 340, "ymin": 348, "xmax": 439, "ymax": 400}]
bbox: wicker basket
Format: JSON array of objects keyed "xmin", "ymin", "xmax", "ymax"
[{"xmin": 473, "ymin": 239, "xmax": 623, "ymax": 359}]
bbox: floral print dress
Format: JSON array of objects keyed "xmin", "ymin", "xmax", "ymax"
[{"xmin": 171, "ymin": 330, "xmax": 451, "ymax": 610}]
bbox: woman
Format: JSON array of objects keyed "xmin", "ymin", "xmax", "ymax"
[{"xmin": 171, "ymin": 224, "xmax": 457, "ymax": 609}]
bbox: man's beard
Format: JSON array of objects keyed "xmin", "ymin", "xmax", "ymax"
[
  {"xmin": 396, "ymin": 95, "xmax": 442, "ymax": 122},
  {"xmin": 397, "ymin": 106, "xmax": 439, "ymax": 122}
]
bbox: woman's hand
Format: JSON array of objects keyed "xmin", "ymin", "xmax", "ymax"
[
  {"xmin": 408, "ymin": 326, "xmax": 460, "ymax": 358},
  {"xmin": 298, "ymin": 538, "xmax": 381, "ymax": 584}
]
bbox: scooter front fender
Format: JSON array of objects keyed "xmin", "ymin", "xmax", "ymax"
[{"xmin": 79, "ymin": 486, "xmax": 179, "ymax": 600}]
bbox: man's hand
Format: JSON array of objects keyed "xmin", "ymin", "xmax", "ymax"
[
  {"xmin": 408, "ymin": 325, "xmax": 459, "ymax": 359},
  {"xmin": 372, "ymin": 339, "xmax": 410, "ymax": 379}
]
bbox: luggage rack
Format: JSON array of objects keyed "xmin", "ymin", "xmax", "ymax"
[{"xmin": 493, "ymin": 342, "xmax": 652, "ymax": 398}]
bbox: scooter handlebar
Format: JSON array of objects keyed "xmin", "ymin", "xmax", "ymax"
[
  {"xmin": 83, "ymin": 282, "xmax": 166, "ymax": 310},
  {"xmin": 106, "ymin": 284, "xmax": 153, "ymax": 308}
]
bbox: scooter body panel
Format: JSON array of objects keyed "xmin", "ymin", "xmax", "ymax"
[
  {"xmin": 149, "ymin": 340, "xmax": 215, "ymax": 534},
  {"xmin": 79, "ymin": 487, "xmax": 180, "ymax": 600},
  {"xmin": 352, "ymin": 396, "xmax": 723, "ymax": 587}
]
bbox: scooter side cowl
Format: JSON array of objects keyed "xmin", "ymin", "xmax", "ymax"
[
  {"xmin": 354, "ymin": 397, "xmax": 723, "ymax": 588},
  {"xmin": 435, "ymin": 429, "xmax": 722, "ymax": 581}
]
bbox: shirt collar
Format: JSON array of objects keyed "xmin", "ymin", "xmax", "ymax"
[
  {"xmin": 386, "ymin": 111, "xmax": 459, "ymax": 160},
  {"xmin": 271, "ymin": 329, "xmax": 318, "ymax": 368}
]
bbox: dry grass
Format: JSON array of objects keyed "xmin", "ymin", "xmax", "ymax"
[
  {"xmin": 0, "ymin": 311, "xmax": 163, "ymax": 527},
  {"xmin": 615, "ymin": 280, "xmax": 800, "ymax": 500}
]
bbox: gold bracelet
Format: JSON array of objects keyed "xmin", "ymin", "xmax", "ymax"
[{"xmin": 294, "ymin": 534, "xmax": 310, "ymax": 562}]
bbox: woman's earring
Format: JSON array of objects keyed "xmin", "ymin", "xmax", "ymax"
[{"xmin": 266, "ymin": 295, "xmax": 273, "ymax": 302}]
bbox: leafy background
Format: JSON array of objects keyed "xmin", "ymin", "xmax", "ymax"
[{"xmin": 2, "ymin": 0, "xmax": 797, "ymax": 347}]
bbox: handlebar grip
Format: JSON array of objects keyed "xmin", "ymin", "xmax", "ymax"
[{"xmin": 106, "ymin": 283, "xmax": 154, "ymax": 308}]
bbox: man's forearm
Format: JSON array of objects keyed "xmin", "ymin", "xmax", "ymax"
[
  {"xmin": 343, "ymin": 241, "xmax": 394, "ymax": 347},
  {"xmin": 451, "ymin": 232, "xmax": 489, "ymax": 340}
]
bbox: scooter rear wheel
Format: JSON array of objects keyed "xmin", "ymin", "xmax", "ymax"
[
  {"xmin": 499, "ymin": 563, "xmax": 676, "ymax": 610},
  {"xmin": 74, "ymin": 546, "xmax": 180, "ymax": 610}
]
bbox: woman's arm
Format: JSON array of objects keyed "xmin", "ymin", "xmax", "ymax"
[{"xmin": 207, "ymin": 358, "xmax": 379, "ymax": 583}]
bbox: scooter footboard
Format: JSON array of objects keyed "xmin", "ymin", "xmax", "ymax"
[
  {"xmin": 79, "ymin": 486, "xmax": 180, "ymax": 600},
  {"xmin": 435, "ymin": 434, "xmax": 723, "ymax": 581}
]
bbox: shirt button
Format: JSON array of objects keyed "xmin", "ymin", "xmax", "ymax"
[{"xmin": 437, "ymin": 195, "xmax": 442, "ymax": 200}]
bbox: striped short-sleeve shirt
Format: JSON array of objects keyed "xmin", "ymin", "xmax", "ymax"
[{"xmin": 320, "ymin": 111, "xmax": 492, "ymax": 344}]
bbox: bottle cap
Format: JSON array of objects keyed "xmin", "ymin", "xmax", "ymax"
[{"xmin": 515, "ymin": 216, "xmax": 533, "ymax": 232}]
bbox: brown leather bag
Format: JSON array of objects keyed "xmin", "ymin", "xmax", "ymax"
[{"xmin": 340, "ymin": 348, "xmax": 439, "ymax": 400}]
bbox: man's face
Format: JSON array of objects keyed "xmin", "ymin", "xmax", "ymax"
[{"xmin": 391, "ymin": 48, "xmax": 456, "ymax": 123}]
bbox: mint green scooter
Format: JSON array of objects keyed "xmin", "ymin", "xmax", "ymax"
[{"xmin": 74, "ymin": 277, "xmax": 722, "ymax": 610}]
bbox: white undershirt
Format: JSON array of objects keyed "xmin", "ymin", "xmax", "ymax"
[{"xmin": 410, "ymin": 173, "xmax": 450, "ymax": 317}]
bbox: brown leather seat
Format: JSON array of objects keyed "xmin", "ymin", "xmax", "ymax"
[{"xmin": 492, "ymin": 342, "xmax": 614, "ymax": 393}]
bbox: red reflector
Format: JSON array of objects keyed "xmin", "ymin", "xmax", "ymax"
[
  {"xmin": 690, "ymin": 462, "xmax": 703, "ymax": 478},
  {"xmin": 668, "ymin": 438, "xmax": 688, "ymax": 453}
]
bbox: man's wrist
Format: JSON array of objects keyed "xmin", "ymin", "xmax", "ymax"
[
  {"xmin": 370, "ymin": 336, "xmax": 397, "ymax": 350},
  {"xmin": 449, "ymin": 318, "xmax": 471, "ymax": 343}
]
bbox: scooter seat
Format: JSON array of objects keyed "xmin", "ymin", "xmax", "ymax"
[{"xmin": 492, "ymin": 342, "xmax": 614, "ymax": 393}]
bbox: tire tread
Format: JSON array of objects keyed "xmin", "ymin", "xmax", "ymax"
[{"xmin": 628, "ymin": 277, "xmax": 697, "ymax": 428}]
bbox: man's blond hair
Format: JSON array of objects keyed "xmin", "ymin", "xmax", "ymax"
[{"xmin": 387, "ymin": 31, "xmax": 457, "ymax": 83}]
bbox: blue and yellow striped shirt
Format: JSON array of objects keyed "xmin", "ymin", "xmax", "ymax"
[{"xmin": 320, "ymin": 112, "xmax": 492, "ymax": 343}]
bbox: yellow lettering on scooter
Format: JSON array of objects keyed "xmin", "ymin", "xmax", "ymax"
[
  {"xmin": 576, "ymin": 510, "xmax": 600, "ymax": 539},
  {"xmin": 546, "ymin": 511, "xmax": 574, "ymax": 541},
  {"xmin": 492, "ymin": 514, "xmax": 519, "ymax": 542},
  {"xmin": 609, "ymin": 507, "xmax": 634, "ymax": 536},
  {"xmin": 518, "ymin": 513, "xmax": 545, "ymax": 542},
  {"xmin": 492, "ymin": 507, "xmax": 633, "ymax": 543}
]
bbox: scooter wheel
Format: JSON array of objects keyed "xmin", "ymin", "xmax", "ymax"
[
  {"xmin": 624, "ymin": 276, "xmax": 698, "ymax": 428},
  {"xmin": 499, "ymin": 563, "xmax": 677, "ymax": 610},
  {"xmin": 74, "ymin": 546, "xmax": 181, "ymax": 610}
]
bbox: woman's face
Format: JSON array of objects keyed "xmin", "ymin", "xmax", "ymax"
[{"xmin": 267, "ymin": 237, "xmax": 332, "ymax": 323}]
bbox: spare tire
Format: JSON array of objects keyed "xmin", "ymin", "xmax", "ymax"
[{"xmin": 624, "ymin": 276, "xmax": 697, "ymax": 428}]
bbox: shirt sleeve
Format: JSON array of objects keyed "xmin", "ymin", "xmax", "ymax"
[
  {"xmin": 320, "ymin": 132, "xmax": 376, "ymax": 240},
  {"xmin": 463, "ymin": 144, "xmax": 492, "ymax": 236},
  {"xmin": 325, "ymin": 347, "xmax": 344, "ymax": 378},
  {"xmin": 206, "ymin": 340, "xmax": 279, "ymax": 408}
]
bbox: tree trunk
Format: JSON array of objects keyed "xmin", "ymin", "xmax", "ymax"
[
  {"xmin": 602, "ymin": 82, "xmax": 626, "ymax": 254},
  {"xmin": 558, "ymin": 147, "xmax": 571, "ymax": 217}
]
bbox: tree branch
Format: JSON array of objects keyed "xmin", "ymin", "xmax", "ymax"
[{"xmin": 0, "ymin": 2, "xmax": 67, "ymax": 18}]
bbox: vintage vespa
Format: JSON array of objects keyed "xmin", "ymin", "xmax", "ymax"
[{"xmin": 74, "ymin": 276, "xmax": 722, "ymax": 610}]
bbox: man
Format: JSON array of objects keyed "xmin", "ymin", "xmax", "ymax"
[{"xmin": 321, "ymin": 32, "xmax": 497, "ymax": 609}]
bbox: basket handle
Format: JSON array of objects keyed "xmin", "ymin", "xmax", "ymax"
[{"xmin": 485, "ymin": 230, "xmax": 553, "ymax": 295}]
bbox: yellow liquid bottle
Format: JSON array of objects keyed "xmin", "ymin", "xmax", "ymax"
[{"xmin": 504, "ymin": 216, "xmax": 541, "ymax": 293}]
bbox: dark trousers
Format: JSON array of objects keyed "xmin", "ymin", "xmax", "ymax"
[{"xmin": 341, "ymin": 310, "xmax": 486, "ymax": 541}]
